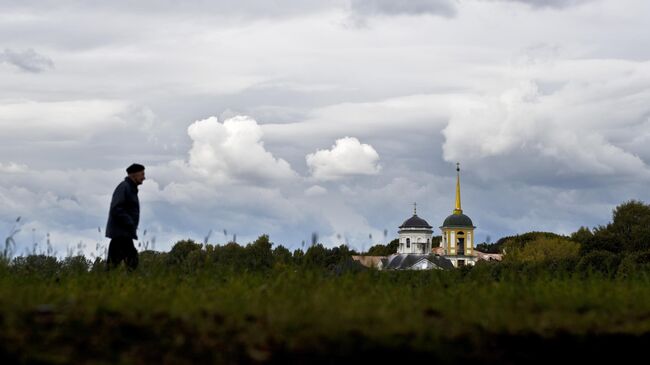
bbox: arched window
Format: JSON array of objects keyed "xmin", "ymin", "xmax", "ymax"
[{"xmin": 406, "ymin": 238, "xmax": 410, "ymax": 248}]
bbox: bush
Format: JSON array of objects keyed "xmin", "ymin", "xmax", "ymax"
[
  {"xmin": 10, "ymin": 254, "xmax": 61, "ymax": 277},
  {"xmin": 616, "ymin": 250, "xmax": 650, "ymax": 279},
  {"xmin": 504, "ymin": 237, "xmax": 580, "ymax": 264},
  {"xmin": 167, "ymin": 239, "xmax": 202, "ymax": 266},
  {"xmin": 576, "ymin": 250, "xmax": 620, "ymax": 277},
  {"xmin": 60, "ymin": 255, "xmax": 91, "ymax": 275}
]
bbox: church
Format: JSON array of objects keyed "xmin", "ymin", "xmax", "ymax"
[{"xmin": 377, "ymin": 163, "xmax": 486, "ymax": 270}]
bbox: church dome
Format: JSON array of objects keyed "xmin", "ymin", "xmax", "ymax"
[
  {"xmin": 399, "ymin": 214, "xmax": 432, "ymax": 229},
  {"xmin": 442, "ymin": 213, "xmax": 474, "ymax": 228}
]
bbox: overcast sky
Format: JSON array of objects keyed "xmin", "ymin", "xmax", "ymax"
[{"xmin": 1, "ymin": 0, "xmax": 649, "ymax": 256}]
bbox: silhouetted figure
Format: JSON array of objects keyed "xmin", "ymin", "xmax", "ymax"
[{"xmin": 105, "ymin": 163, "xmax": 145, "ymax": 271}]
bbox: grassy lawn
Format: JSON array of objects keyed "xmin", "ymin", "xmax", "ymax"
[{"xmin": 2, "ymin": 264, "xmax": 650, "ymax": 364}]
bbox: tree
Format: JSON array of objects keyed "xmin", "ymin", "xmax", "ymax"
[
  {"xmin": 580, "ymin": 225, "xmax": 622, "ymax": 254},
  {"xmin": 496, "ymin": 232, "xmax": 568, "ymax": 254},
  {"xmin": 576, "ymin": 250, "xmax": 620, "ymax": 277},
  {"xmin": 366, "ymin": 239, "xmax": 399, "ymax": 256},
  {"xmin": 570, "ymin": 226, "xmax": 593, "ymax": 245},
  {"xmin": 245, "ymin": 234, "xmax": 274, "ymax": 271},
  {"xmin": 304, "ymin": 244, "xmax": 329, "ymax": 267},
  {"xmin": 503, "ymin": 237, "xmax": 580, "ymax": 264},
  {"xmin": 611, "ymin": 200, "xmax": 650, "ymax": 252},
  {"xmin": 167, "ymin": 239, "xmax": 202, "ymax": 266},
  {"xmin": 272, "ymin": 245, "xmax": 292, "ymax": 265}
]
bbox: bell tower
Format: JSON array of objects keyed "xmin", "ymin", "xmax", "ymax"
[{"xmin": 440, "ymin": 163, "xmax": 477, "ymax": 266}]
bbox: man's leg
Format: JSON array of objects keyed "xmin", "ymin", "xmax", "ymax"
[
  {"xmin": 106, "ymin": 238, "xmax": 119, "ymax": 270},
  {"xmin": 106, "ymin": 237, "xmax": 127, "ymax": 270},
  {"xmin": 124, "ymin": 239, "xmax": 139, "ymax": 271}
]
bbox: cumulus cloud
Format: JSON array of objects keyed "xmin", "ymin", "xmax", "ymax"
[
  {"xmin": 0, "ymin": 48, "xmax": 53, "ymax": 72},
  {"xmin": 187, "ymin": 115, "xmax": 298, "ymax": 184},
  {"xmin": 2, "ymin": 0, "xmax": 650, "ymax": 254},
  {"xmin": 306, "ymin": 137, "xmax": 381, "ymax": 180},
  {"xmin": 442, "ymin": 67, "xmax": 650, "ymax": 186}
]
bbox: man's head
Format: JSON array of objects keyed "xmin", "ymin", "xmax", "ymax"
[{"xmin": 126, "ymin": 163, "xmax": 146, "ymax": 185}]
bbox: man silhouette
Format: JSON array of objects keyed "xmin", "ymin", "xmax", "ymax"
[{"xmin": 105, "ymin": 163, "xmax": 145, "ymax": 270}]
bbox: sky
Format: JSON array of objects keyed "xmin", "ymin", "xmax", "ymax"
[{"xmin": 1, "ymin": 0, "xmax": 649, "ymax": 257}]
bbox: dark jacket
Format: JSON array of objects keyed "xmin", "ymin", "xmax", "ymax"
[{"xmin": 105, "ymin": 177, "xmax": 140, "ymax": 240}]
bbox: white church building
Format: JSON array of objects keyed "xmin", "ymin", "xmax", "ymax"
[{"xmin": 378, "ymin": 163, "xmax": 481, "ymax": 270}]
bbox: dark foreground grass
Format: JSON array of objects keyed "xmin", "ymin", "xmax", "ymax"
[{"xmin": 2, "ymin": 265, "xmax": 650, "ymax": 364}]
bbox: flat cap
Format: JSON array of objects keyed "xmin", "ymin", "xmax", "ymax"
[{"xmin": 126, "ymin": 163, "xmax": 145, "ymax": 174}]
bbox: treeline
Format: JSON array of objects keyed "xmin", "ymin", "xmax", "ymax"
[
  {"xmin": 0, "ymin": 235, "xmax": 370, "ymax": 277},
  {"xmin": 472, "ymin": 200, "xmax": 650, "ymax": 279},
  {"xmin": 2, "ymin": 200, "xmax": 650, "ymax": 279}
]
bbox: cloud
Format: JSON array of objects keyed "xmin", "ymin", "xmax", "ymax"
[
  {"xmin": 442, "ymin": 66, "xmax": 650, "ymax": 186},
  {"xmin": 306, "ymin": 137, "xmax": 381, "ymax": 180},
  {"xmin": 0, "ymin": 162, "xmax": 28, "ymax": 173},
  {"xmin": 1, "ymin": 0, "xmax": 649, "ymax": 255},
  {"xmin": 497, "ymin": 0, "xmax": 593, "ymax": 9},
  {"xmin": 0, "ymin": 48, "xmax": 53, "ymax": 72},
  {"xmin": 349, "ymin": 0, "xmax": 457, "ymax": 18},
  {"xmin": 305, "ymin": 185, "xmax": 328, "ymax": 196},
  {"xmin": 0, "ymin": 99, "xmax": 128, "ymax": 140},
  {"xmin": 186, "ymin": 115, "xmax": 299, "ymax": 184}
]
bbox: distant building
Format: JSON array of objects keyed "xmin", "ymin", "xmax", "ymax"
[
  {"xmin": 354, "ymin": 163, "xmax": 501, "ymax": 271},
  {"xmin": 439, "ymin": 162, "xmax": 478, "ymax": 267}
]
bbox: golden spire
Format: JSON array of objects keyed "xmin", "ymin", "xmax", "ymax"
[{"xmin": 453, "ymin": 162, "xmax": 462, "ymax": 215}]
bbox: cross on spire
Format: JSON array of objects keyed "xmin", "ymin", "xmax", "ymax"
[{"xmin": 413, "ymin": 202, "xmax": 417, "ymax": 215}]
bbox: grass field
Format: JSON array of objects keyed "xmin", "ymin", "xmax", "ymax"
[{"xmin": 2, "ymin": 258, "xmax": 650, "ymax": 364}]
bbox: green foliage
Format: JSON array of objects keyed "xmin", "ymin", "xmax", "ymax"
[
  {"xmin": 272, "ymin": 245, "xmax": 292, "ymax": 265},
  {"xmin": 60, "ymin": 255, "xmax": 91, "ymax": 275},
  {"xmin": 576, "ymin": 250, "xmax": 621, "ymax": 278},
  {"xmin": 581, "ymin": 226, "xmax": 622, "ymax": 254},
  {"xmin": 503, "ymin": 237, "xmax": 580, "ymax": 264},
  {"xmin": 366, "ymin": 239, "xmax": 399, "ymax": 256},
  {"xmin": 570, "ymin": 226, "xmax": 593, "ymax": 245},
  {"xmin": 243, "ymin": 234, "xmax": 274, "ymax": 271},
  {"xmin": 475, "ymin": 242, "xmax": 501, "ymax": 253},
  {"xmin": 617, "ymin": 249, "xmax": 650, "ymax": 279},
  {"xmin": 167, "ymin": 239, "xmax": 202, "ymax": 266},
  {"xmin": 611, "ymin": 200, "xmax": 650, "ymax": 251},
  {"xmin": 579, "ymin": 200, "xmax": 650, "ymax": 255},
  {"xmin": 10, "ymin": 254, "xmax": 60, "ymax": 278},
  {"xmin": 495, "ymin": 231, "xmax": 568, "ymax": 254}
]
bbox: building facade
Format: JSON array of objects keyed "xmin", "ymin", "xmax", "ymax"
[
  {"xmin": 397, "ymin": 204, "xmax": 433, "ymax": 254},
  {"xmin": 376, "ymin": 163, "xmax": 480, "ymax": 270},
  {"xmin": 439, "ymin": 163, "xmax": 478, "ymax": 267}
]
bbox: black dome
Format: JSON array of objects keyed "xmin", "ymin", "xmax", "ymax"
[
  {"xmin": 442, "ymin": 213, "xmax": 474, "ymax": 228},
  {"xmin": 399, "ymin": 214, "xmax": 432, "ymax": 229}
]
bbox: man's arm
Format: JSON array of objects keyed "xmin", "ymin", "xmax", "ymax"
[{"xmin": 109, "ymin": 183, "xmax": 136, "ymax": 233}]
